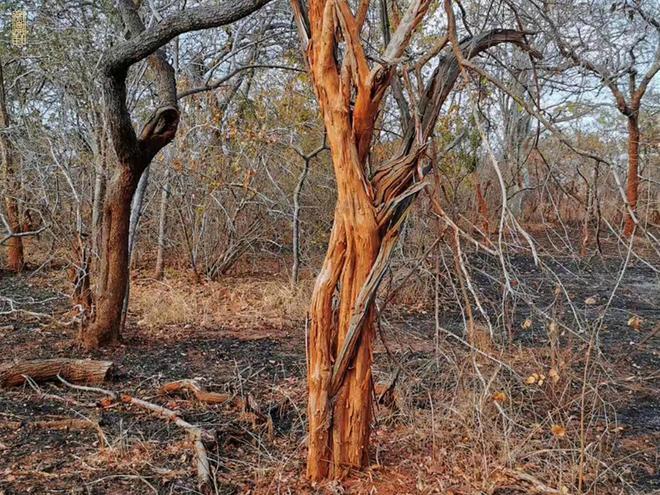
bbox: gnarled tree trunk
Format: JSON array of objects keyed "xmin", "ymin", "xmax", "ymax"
[
  {"xmin": 293, "ymin": 0, "xmax": 538, "ymax": 479},
  {"xmin": 306, "ymin": 120, "xmax": 380, "ymax": 478}
]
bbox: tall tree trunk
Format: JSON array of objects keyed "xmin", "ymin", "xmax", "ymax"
[
  {"xmin": 307, "ymin": 128, "xmax": 380, "ymax": 478},
  {"xmin": 291, "ymin": 0, "xmax": 537, "ymax": 477},
  {"xmin": 155, "ymin": 166, "xmax": 170, "ymax": 280},
  {"xmin": 623, "ymin": 114, "xmax": 640, "ymax": 237},
  {"xmin": 0, "ymin": 58, "xmax": 24, "ymax": 272},
  {"xmin": 81, "ymin": 166, "xmax": 142, "ymax": 348},
  {"xmin": 78, "ymin": 0, "xmax": 271, "ymax": 348}
]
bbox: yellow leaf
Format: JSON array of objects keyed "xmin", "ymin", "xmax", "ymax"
[
  {"xmin": 525, "ymin": 373, "xmax": 538, "ymax": 385},
  {"xmin": 584, "ymin": 296, "xmax": 598, "ymax": 305},
  {"xmin": 492, "ymin": 391, "xmax": 507, "ymax": 403},
  {"xmin": 521, "ymin": 318, "xmax": 533, "ymax": 330},
  {"xmin": 551, "ymin": 424, "xmax": 566, "ymax": 438}
]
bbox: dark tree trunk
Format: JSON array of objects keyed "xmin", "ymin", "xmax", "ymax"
[
  {"xmin": 78, "ymin": 0, "xmax": 269, "ymax": 348},
  {"xmin": 81, "ymin": 165, "xmax": 143, "ymax": 348}
]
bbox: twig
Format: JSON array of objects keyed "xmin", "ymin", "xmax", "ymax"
[{"xmin": 57, "ymin": 376, "xmax": 213, "ymax": 489}]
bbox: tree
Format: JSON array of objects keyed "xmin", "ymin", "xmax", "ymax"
[
  {"xmin": 291, "ymin": 0, "xmax": 538, "ymax": 479},
  {"xmin": 80, "ymin": 0, "xmax": 272, "ymax": 348},
  {"xmin": 0, "ymin": 57, "xmax": 24, "ymax": 272},
  {"xmin": 539, "ymin": 1, "xmax": 659, "ymax": 237}
]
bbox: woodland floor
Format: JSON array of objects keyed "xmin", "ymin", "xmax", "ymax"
[{"xmin": 0, "ymin": 250, "xmax": 658, "ymax": 494}]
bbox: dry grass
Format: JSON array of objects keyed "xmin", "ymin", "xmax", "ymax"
[
  {"xmin": 244, "ymin": 342, "xmax": 636, "ymax": 495},
  {"xmin": 1, "ymin": 249, "xmax": 655, "ymax": 495},
  {"xmin": 131, "ymin": 272, "xmax": 314, "ymax": 333}
]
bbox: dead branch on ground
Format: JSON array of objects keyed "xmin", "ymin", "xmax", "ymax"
[{"xmin": 57, "ymin": 376, "xmax": 213, "ymax": 490}]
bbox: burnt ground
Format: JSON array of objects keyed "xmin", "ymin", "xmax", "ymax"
[{"xmin": 0, "ymin": 251, "xmax": 657, "ymax": 494}]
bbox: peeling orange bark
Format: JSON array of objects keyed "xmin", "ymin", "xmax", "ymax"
[{"xmin": 292, "ymin": 0, "xmax": 538, "ymax": 479}]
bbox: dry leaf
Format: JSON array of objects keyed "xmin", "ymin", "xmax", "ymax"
[
  {"xmin": 584, "ymin": 296, "xmax": 598, "ymax": 305},
  {"xmin": 521, "ymin": 318, "xmax": 533, "ymax": 330},
  {"xmin": 525, "ymin": 373, "xmax": 546, "ymax": 386},
  {"xmin": 551, "ymin": 424, "xmax": 566, "ymax": 438},
  {"xmin": 492, "ymin": 391, "xmax": 507, "ymax": 403},
  {"xmin": 549, "ymin": 368, "xmax": 560, "ymax": 384},
  {"xmin": 627, "ymin": 315, "xmax": 642, "ymax": 331}
]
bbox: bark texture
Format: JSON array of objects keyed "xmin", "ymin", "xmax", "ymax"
[
  {"xmin": 293, "ymin": 0, "xmax": 537, "ymax": 479},
  {"xmin": 155, "ymin": 166, "xmax": 170, "ymax": 280}
]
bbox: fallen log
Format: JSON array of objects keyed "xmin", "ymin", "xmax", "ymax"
[{"xmin": 0, "ymin": 359, "xmax": 113, "ymax": 387}]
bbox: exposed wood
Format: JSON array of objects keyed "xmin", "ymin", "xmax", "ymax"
[
  {"xmin": 0, "ymin": 359, "xmax": 114, "ymax": 388},
  {"xmin": 293, "ymin": 0, "xmax": 538, "ymax": 479}
]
